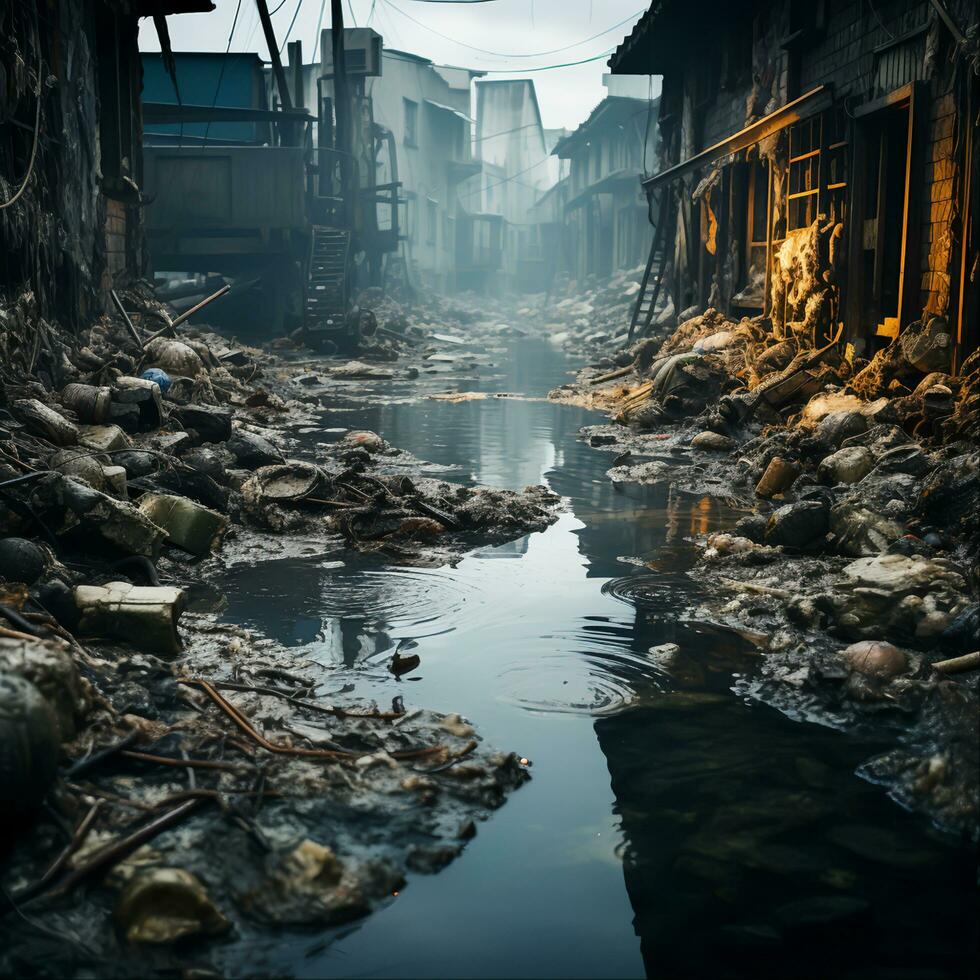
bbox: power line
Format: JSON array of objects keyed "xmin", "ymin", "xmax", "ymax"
[
  {"xmin": 311, "ymin": 0, "xmax": 327, "ymax": 53},
  {"xmin": 203, "ymin": 0, "xmax": 243, "ymax": 145},
  {"xmin": 457, "ymin": 155, "xmax": 552, "ymax": 202},
  {"xmin": 477, "ymin": 49, "xmax": 616, "ymax": 73},
  {"xmin": 278, "ymin": 0, "xmax": 305, "ymax": 53},
  {"xmin": 383, "ymin": 46, "xmax": 614, "ymax": 73},
  {"xmin": 380, "ymin": 0, "xmax": 644, "ymax": 61}
]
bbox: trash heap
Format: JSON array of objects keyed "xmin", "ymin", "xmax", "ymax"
[
  {"xmin": 560, "ymin": 306, "xmax": 979, "ymax": 834},
  {"xmin": 525, "ymin": 265, "xmax": 665, "ymax": 355},
  {"xmin": 0, "ymin": 286, "xmax": 555, "ymax": 971}
]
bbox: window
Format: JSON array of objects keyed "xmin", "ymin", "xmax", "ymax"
[
  {"xmin": 786, "ymin": 109, "xmax": 848, "ymax": 232},
  {"xmin": 741, "ymin": 159, "xmax": 770, "ymax": 304},
  {"xmin": 403, "ymin": 99, "xmax": 418, "ymax": 147},
  {"xmin": 427, "ymin": 199, "xmax": 438, "ymax": 245}
]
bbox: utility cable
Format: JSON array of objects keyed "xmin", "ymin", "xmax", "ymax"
[
  {"xmin": 0, "ymin": 6, "xmax": 42, "ymax": 210},
  {"xmin": 278, "ymin": 0, "xmax": 305, "ymax": 53},
  {"xmin": 311, "ymin": 0, "xmax": 328, "ymax": 56},
  {"xmin": 380, "ymin": 0, "xmax": 644, "ymax": 60},
  {"xmin": 0, "ymin": 61, "xmax": 42, "ymax": 209},
  {"xmin": 203, "ymin": 0, "xmax": 243, "ymax": 146},
  {"xmin": 383, "ymin": 47, "xmax": 616, "ymax": 73},
  {"xmin": 457, "ymin": 155, "xmax": 551, "ymax": 202}
]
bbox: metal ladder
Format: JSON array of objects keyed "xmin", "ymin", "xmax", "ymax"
[
  {"xmin": 627, "ymin": 189, "xmax": 671, "ymax": 344},
  {"xmin": 305, "ymin": 226, "xmax": 351, "ymax": 330}
]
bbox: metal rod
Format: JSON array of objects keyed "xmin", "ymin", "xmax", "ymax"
[{"xmin": 109, "ymin": 289, "xmax": 144, "ymax": 348}]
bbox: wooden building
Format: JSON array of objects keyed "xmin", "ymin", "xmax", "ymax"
[{"xmin": 611, "ymin": 0, "xmax": 978, "ymax": 366}]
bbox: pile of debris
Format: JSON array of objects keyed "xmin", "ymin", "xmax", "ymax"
[
  {"xmin": 0, "ymin": 285, "xmax": 554, "ymax": 971},
  {"xmin": 528, "ymin": 265, "xmax": 663, "ymax": 355},
  {"xmin": 560, "ymin": 302, "xmax": 979, "ymax": 833}
]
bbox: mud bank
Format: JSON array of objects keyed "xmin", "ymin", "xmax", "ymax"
[
  {"xmin": 0, "ymin": 288, "xmax": 557, "ymax": 975},
  {"xmin": 556, "ymin": 309, "xmax": 979, "ymax": 835}
]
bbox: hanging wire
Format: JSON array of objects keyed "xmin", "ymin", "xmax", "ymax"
[
  {"xmin": 0, "ymin": 5, "xmax": 43, "ymax": 210},
  {"xmin": 279, "ymin": 0, "xmax": 305, "ymax": 53},
  {"xmin": 202, "ymin": 0, "xmax": 243, "ymax": 146},
  {"xmin": 379, "ymin": 0, "xmax": 644, "ymax": 61}
]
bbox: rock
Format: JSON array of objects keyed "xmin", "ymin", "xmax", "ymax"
[
  {"xmin": 765, "ymin": 500, "xmax": 829, "ymax": 548},
  {"xmin": 818, "ymin": 446, "xmax": 875, "ymax": 485},
  {"xmin": 74, "ymin": 581, "xmax": 185, "ymax": 656},
  {"xmin": 755, "ymin": 457, "xmax": 801, "ymax": 498},
  {"xmin": 137, "ymin": 493, "xmax": 228, "ymax": 556},
  {"xmin": 342, "ymin": 430, "xmax": 386, "ymax": 453},
  {"xmin": 115, "ymin": 868, "xmax": 230, "ymax": 945},
  {"xmin": 78, "ymin": 424, "xmax": 131, "ymax": 453},
  {"xmin": 113, "ymin": 450, "xmax": 158, "ymax": 478},
  {"xmin": 171, "ymin": 404, "xmax": 233, "ymax": 444},
  {"xmin": 941, "ymin": 605, "xmax": 979, "ymax": 652},
  {"xmin": 915, "ymin": 452, "xmax": 978, "ymax": 535},
  {"xmin": 834, "ymin": 554, "xmax": 969, "ymax": 643},
  {"xmin": 814, "ymin": 410, "xmax": 868, "ymax": 449},
  {"xmin": 830, "ymin": 503, "xmax": 904, "ymax": 557},
  {"xmin": 143, "ymin": 337, "xmax": 206, "ymax": 378},
  {"xmin": 0, "ymin": 635, "xmax": 88, "ymax": 738},
  {"xmin": 181, "ymin": 447, "xmax": 227, "ymax": 484},
  {"xmin": 227, "ymin": 429, "xmax": 283, "ymax": 469},
  {"xmin": 691, "ymin": 431, "xmax": 735, "ymax": 451},
  {"xmin": 0, "ymin": 538, "xmax": 46, "ymax": 585},
  {"xmin": 733, "ymin": 514, "xmax": 769, "ymax": 543},
  {"xmin": 0, "ymin": 672, "xmax": 60, "ymax": 823},
  {"xmin": 243, "ymin": 839, "xmax": 371, "ymax": 926},
  {"xmin": 13, "ymin": 398, "xmax": 78, "ymax": 445},
  {"xmin": 842, "ymin": 640, "xmax": 908, "ymax": 680}
]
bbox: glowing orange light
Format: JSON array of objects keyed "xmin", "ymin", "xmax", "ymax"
[
  {"xmin": 393, "ymin": 891, "xmax": 400, "ymax": 897},
  {"xmin": 519, "ymin": 757, "xmax": 530, "ymax": 766}
]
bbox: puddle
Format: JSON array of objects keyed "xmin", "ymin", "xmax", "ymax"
[{"xmin": 210, "ymin": 339, "xmax": 976, "ymax": 979}]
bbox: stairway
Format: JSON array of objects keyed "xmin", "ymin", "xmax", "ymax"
[
  {"xmin": 628, "ymin": 246, "xmax": 668, "ymax": 342},
  {"xmin": 305, "ymin": 226, "xmax": 351, "ymax": 330},
  {"xmin": 627, "ymin": 190, "xmax": 672, "ymax": 344}
]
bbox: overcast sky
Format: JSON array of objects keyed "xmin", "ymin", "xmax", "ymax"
[{"xmin": 139, "ymin": 0, "xmax": 653, "ymax": 131}]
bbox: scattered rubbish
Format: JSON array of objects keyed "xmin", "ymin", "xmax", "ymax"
[
  {"xmin": 140, "ymin": 367, "xmax": 172, "ymax": 393},
  {"xmin": 137, "ymin": 493, "xmax": 228, "ymax": 556},
  {"xmin": 74, "ymin": 581, "xmax": 185, "ymax": 656},
  {"xmin": 13, "ymin": 398, "xmax": 78, "ymax": 445},
  {"xmin": 115, "ymin": 868, "xmax": 231, "ymax": 945},
  {"xmin": 0, "ymin": 538, "xmax": 46, "ymax": 585},
  {"xmin": 0, "ymin": 672, "xmax": 60, "ymax": 823},
  {"xmin": 842, "ymin": 640, "xmax": 909, "ymax": 680}
]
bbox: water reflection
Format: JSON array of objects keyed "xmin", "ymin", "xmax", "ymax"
[{"xmin": 213, "ymin": 339, "xmax": 976, "ymax": 978}]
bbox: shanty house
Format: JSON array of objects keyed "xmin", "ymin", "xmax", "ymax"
[
  {"xmin": 552, "ymin": 75, "xmax": 659, "ymax": 283},
  {"xmin": 611, "ymin": 0, "xmax": 979, "ymax": 365},
  {"xmin": 459, "ymin": 79, "xmax": 556, "ymax": 293},
  {"xmin": 0, "ymin": 1, "xmax": 214, "ymax": 333}
]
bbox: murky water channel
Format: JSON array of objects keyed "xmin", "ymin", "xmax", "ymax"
[{"xmin": 216, "ymin": 340, "xmax": 975, "ymax": 978}]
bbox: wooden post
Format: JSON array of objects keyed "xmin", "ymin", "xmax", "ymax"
[
  {"xmin": 255, "ymin": 0, "xmax": 295, "ymax": 145},
  {"xmin": 288, "ymin": 40, "xmax": 304, "ymax": 109},
  {"xmin": 329, "ymin": 0, "xmax": 353, "ymax": 229}
]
